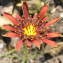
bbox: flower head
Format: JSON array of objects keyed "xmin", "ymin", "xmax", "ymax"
[{"xmin": 3, "ymin": 2, "xmax": 61, "ymax": 51}]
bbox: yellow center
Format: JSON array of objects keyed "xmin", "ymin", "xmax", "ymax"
[{"xmin": 23, "ymin": 24, "xmax": 37, "ymax": 36}]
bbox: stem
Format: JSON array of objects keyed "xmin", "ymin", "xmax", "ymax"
[
  {"xmin": 0, "ymin": 49, "xmax": 15, "ymax": 58},
  {"xmin": 21, "ymin": 45, "xmax": 30, "ymax": 63}
]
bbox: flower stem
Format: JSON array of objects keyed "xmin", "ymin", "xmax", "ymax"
[{"xmin": 0, "ymin": 49, "xmax": 15, "ymax": 58}]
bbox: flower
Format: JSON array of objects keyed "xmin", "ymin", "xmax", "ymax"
[{"xmin": 3, "ymin": 2, "xmax": 61, "ymax": 51}]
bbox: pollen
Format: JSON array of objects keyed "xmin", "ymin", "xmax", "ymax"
[{"xmin": 23, "ymin": 24, "xmax": 37, "ymax": 36}]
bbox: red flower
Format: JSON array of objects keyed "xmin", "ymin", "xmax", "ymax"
[{"xmin": 3, "ymin": 2, "xmax": 61, "ymax": 51}]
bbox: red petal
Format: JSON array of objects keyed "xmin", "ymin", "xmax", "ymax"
[
  {"xmin": 16, "ymin": 14, "xmax": 23, "ymax": 21},
  {"xmin": 38, "ymin": 5, "xmax": 48, "ymax": 19},
  {"xmin": 45, "ymin": 17, "xmax": 60, "ymax": 27},
  {"xmin": 46, "ymin": 32, "xmax": 61, "ymax": 38},
  {"xmin": 22, "ymin": 2, "xmax": 29, "ymax": 18},
  {"xmin": 42, "ymin": 38, "xmax": 58, "ymax": 47},
  {"xmin": 15, "ymin": 40, "xmax": 23, "ymax": 51},
  {"xmin": 33, "ymin": 13, "xmax": 38, "ymax": 19},
  {"xmin": 42, "ymin": 17, "xmax": 48, "ymax": 22},
  {"xmin": 4, "ymin": 32, "xmax": 19, "ymax": 38},
  {"xmin": 3, "ymin": 12, "xmax": 20, "ymax": 25},
  {"xmin": 32, "ymin": 39, "xmax": 42, "ymax": 48},
  {"xmin": 3, "ymin": 25, "xmax": 16, "ymax": 31},
  {"xmin": 25, "ymin": 41, "xmax": 32, "ymax": 48}
]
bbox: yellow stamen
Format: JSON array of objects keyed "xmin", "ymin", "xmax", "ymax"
[{"xmin": 23, "ymin": 24, "xmax": 37, "ymax": 36}]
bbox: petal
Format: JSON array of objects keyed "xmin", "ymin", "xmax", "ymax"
[
  {"xmin": 33, "ymin": 13, "xmax": 38, "ymax": 19},
  {"xmin": 3, "ymin": 32, "xmax": 19, "ymax": 38},
  {"xmin": 45, "ymin": 17, "xmax": 60, "ymax": 27},
  {"xmin": 42, "ymin": 38, "xmax": 58, "ymax": 47},
  {"xmin": 15, "ymin": 40, "xmax": 23, "ymax": 51},
  {"xmin": 32, "ymin": 39, "xmax": 42, "ymax": 48},
  {"xmin": 25, "ymin": 41, "xmax": 32, "ymax": 48},
  {"xmin": 46, "ymin": 32, "xmax": 61, "ymax": 38},
  {"xmin": 38, "ymin": 5, "xmax": 48, "ymax": 19},
  {"xmin": 3, "ymin": 25, "xmax": 16, "ymax": 31},
  {"xmin": 42, "ymin": 16, "xmax": 48, "ymax": 22},
  {"xmin": 22, "ymin": 2, "xmax": 29, "ymax": 18},
  {"xmin": 3, "ymin": 12, "xmax": 20, "ymax": 25},
  {"xmin": 15, "ymin": 14, "xmax": 23, "ymax": 21}
]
